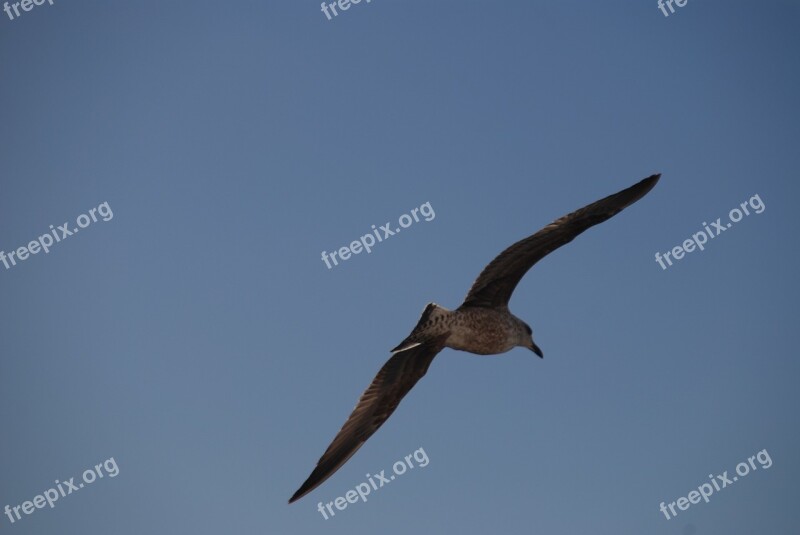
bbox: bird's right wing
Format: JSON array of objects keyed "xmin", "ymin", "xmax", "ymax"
[
  {"xmin": 288, "ymin": 333, "xmax": 449, "ymax": 504},
  {"xmin": 461, "ymin": 174, "xmax": 661, "ymax": 308}
]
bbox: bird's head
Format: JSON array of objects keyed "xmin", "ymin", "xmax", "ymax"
[{"xmin": 520, "ymin": 322, "xmax": 543, "ymax": 358}]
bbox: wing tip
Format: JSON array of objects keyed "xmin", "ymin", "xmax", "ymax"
[
  {"xmin": 621, "ymin": 173, "xmax": 661, "ymax": 206},
  {"xmin": 641, "ymin": 172, "xmax": 661, "ymax": 189},
  {"xmin": 288, "ymin": 482, "xmax": 311, "ymax": 504}
]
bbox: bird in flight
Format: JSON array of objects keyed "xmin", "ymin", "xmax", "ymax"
[{"xmin": 289, "ymin": 174, "xmax": 660, "ymax": 503}]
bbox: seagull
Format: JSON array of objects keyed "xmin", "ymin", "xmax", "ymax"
[{"xmin": 289, "ymin": 174, "xmax": 660, "ymax": 503}]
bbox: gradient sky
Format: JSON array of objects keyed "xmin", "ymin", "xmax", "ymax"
[{"xmin": 1, "ymin": 1, "xmax": 798, "ymax": 534}]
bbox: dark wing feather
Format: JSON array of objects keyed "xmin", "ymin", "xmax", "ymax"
[
  {"xmin": 461, "ymin": 174, "xmax": 660, "ymax": 308},
  {"xmin": 288, "ymin": 334, "xmax": 448, "ymax": 503}
]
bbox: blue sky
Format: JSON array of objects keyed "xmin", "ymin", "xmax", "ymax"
[{"xmin": 1, "ymin": 1, "xmax": 798, "ymax": 534}]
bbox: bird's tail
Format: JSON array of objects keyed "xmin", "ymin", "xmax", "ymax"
[{"xmin": 390, "ymin": 302, "xmax": 449, "ymax": 353}]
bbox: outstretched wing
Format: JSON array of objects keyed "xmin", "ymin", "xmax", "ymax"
[
  {"xmin": 288, "ymin": 334, "xmax": 449, "ymax": 503},
  {"xmin": 461, "ymin": 174, "xmax": 660, "ymax": 309}
]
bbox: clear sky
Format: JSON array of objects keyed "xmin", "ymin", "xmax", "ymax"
[{"xmin": 1, "ymin": 1, "xmax": 798, "ymax": 534}]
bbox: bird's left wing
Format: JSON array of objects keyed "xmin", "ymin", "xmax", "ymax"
[
  {"xmin": 288, "ymin": 333, "xmax": 449, "ymax": 503},
  {"xmin": 461, "ymin": 174, "xmax": 660, "ymax": 308}
]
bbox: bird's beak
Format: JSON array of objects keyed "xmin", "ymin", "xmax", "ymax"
[{"xmin": 530, "ymin": 342, "xmax": 544, "ymax": 358}]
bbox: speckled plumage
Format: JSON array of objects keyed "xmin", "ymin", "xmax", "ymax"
[
  {"xmin": 392, "ymin": 303, "xmax": 530, "ymax": 355},
  {"xmin": 289, "ymin": 174, "xmax": 661, "ymax": 504}
]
